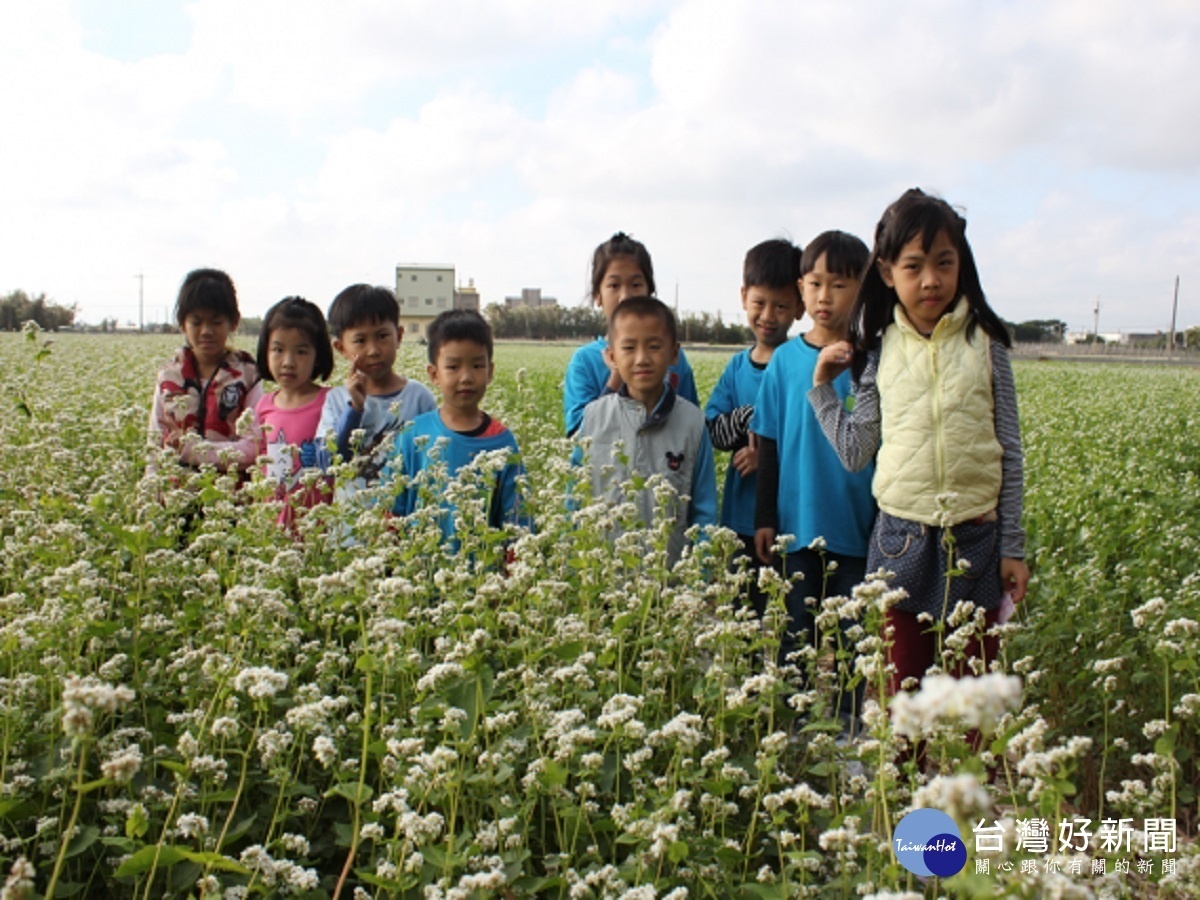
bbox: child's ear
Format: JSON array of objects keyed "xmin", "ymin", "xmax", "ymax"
[
  {"xmin": 332, "ymin": 337, "xmax": 346, "ymax": 357},
  {"xmin": 740, "ymin": 286, "xmax": 749, "ymax": 309},
  {"xmin": 603, "ymin": 345, "xmax": 616, "ymax": 368},
  {"xmin": 426, "ymin": 362, "xmax": 438, "ymax": 384},
  {"xmin": 877, "ymin": 259, "xmax": 895, "ymax": 288},
  {"xmin": 396, "ymin": 324, "xmax": 405, "ymax": 343},
  {"xmin": 669, "ymin": 342, "xmax": 680, "ymax": 367}
]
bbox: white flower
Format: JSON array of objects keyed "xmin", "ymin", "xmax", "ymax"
[{"xmin": 890, "ymin": 673, "xmax": 1022, "ymax": 738}]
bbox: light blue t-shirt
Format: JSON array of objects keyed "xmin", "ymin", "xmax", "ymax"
[
  {"xmin": 750, "ymin": 336, "xmax": 875, "ymax": 556},
  {"xmin": 704, "ymin": 348, "xmax": 765, "ymax": 537},
  {"xmin": 316, "ymin": 380, "xmax": 437, "ymax": 479},
  {"xmin": 563, "ymin": 337, "xmax": 699, "ymax": 435}
]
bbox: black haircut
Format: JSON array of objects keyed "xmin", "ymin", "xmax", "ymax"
[
  {"xmin": 800, "ymin": 231, "xmax": 870, "ymax": 279},
  {"xmin": 607, "ymin": 295, "xmax": 678, "ymax": 346},
  {"xmin": 743, "ymin": 238, "xmax": 801, "ymax": 298},
  {"xmin": 427, "ymin": 309, "xmax": 494, "ymax": 363},
  {"xmin": 849, "ymin": 188, "xmax": 1011, "ymax": 378},
  {"xmin": 590, "ymin": 232, "xmax": 656, "ymax": 299},
  {"xmin": 175, "ymin": 268, "xmax": 239, "ymax": 327},
  {"xmin": 256, "ymin": 296, "xmax": 335, "ymax": 382},
  {"xmin": 327, "ymin": 284, "xmax": 400, "ymax": 337}
]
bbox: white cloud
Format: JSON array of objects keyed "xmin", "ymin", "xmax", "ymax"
[{"xmin": 2, "ymin": 0, "xmax": 1198, "ymax": 331}]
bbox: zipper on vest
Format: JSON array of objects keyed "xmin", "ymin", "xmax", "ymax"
[{"xmin": 930, "ymin": 342, "xmax": 945, "ymax": 497}]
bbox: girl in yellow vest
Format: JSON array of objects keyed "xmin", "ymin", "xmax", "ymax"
[{"xmin": 808, "ymin": 188, "xmax": 1029, "ymax": 698}]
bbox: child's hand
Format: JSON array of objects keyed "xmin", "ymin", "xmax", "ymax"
[
  {"xmin": 754, "ymin": 526, "xmax": 776, "ymax": 565},
  {"xmin": 1001, "ymin": 557, "xmax": 1030, "ymax": 604},
  {"xmin": 814, "ymin": 341, "xmax": 853, "ymax": 386},
  {"xmin": 346, "ymin": 356, "xmax": 367, "ymax": 412},
  {"xmin": 732, "ymin": 432, "xmax": 758, "ymax": 476}
]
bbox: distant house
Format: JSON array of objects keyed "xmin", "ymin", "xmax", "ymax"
[
  {"xmin": 504, "ymin": 287, "xmax": 557, "ymax": 309},
  {"xmin": 455, "ymin": 279, "xmax": 481, "ymax": 312},
  {"xmin": 394, "ymin": 264, "xmax": 451, "ymax": 339}
]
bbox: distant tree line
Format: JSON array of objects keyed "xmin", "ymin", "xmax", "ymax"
[
  {"xmin": 1005, "ymin": 319, "xmax": 1068, "ymax": 343},
  {"xmin": 0, "ymin": 291, "xmax": 76, "ymax": 332},
  {"xmin": 484, "ymin": 303, "xmax": 752, "ymax": 344}
]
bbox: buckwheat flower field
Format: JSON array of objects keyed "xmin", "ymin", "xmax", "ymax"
[{"xmin": 0, "ymin": 329, "xmax": 1197, "ymax": 898}]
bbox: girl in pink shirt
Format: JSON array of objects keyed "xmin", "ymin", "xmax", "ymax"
[{"xmin": 254, "ymin": 297, "xmax": 335, "ymax": 526}]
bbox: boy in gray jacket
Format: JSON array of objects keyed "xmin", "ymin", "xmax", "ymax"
[{"xmin": 575, "ymin": 296, "xmax": 717, "ymax": 565}]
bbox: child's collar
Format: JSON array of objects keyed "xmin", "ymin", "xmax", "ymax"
[{"xmin": 618, "ymin": 382, "xmax": 676, "ymax": 429}]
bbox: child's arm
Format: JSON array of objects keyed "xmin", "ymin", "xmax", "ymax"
[
  {"xmin": 992, "ymin": 343, "xmax": 1029, "ymax": 602},
  {"xmin": 687, "ymin": 430, "xmax": 718, "ymax": 529},
  {"xmin": 807, "ymin": 344, "xmax": 880, "ymax": 472},
  {"xmin": 673, "ymin": 349, "xmax": 700, "ymax": 407},
  {"xmin": 753, "ymin": 435, "xmax": 779, "ymax": 563},
  {"xmin": 564, "ymin": 347, "xmax": 605, "ymax": 436},
  {"xmin": 704, "ymin": 360, "xmax": 752, "ymax": 451}
]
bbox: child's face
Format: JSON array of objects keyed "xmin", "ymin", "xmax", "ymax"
[
  {"xmin": 268, "ymin": 327, "xmax": 317, "ymax": 389},
  {"xmin": 740, "ymin": 285, "xmax": 799, "ymax": 349},
  {"xmin": 181, "ymin": 309, "xmax": 235, "ymax": 370},
  {"xmin": 879, "ymin": 229, "xmax": 960, "ymax": 335},
  {"xmin": 334, "ymin": 319, "xmax": 401, "ymax": 385},
  {"xmin": 427, "ymin": 339, "xmax": 494, "ymax": 414},
  {"xmin": 604, "ymin": 313, "xmax": 679, "ymax": 406},
  {"xmin": 595, "ymin": 256, "xmax": 650, "ymax": 321},
  {"xmin": 802, "ymin": 253, "xmax": 860, "ymax": 340}
]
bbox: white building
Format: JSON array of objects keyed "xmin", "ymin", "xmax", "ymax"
[{"xmin": 396, "ymin": 264, "xmax": 454, "ymax": 339}]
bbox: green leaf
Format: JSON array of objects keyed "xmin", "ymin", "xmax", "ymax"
[
  {"xmin": 668, "ymin": 840, "xmax": 689, "ymax": 863},
  {"xmin": 64, "ymin": 825, "xmax": 100, "ymax": 859},
  {"xmin": 114, "ymin": 844, "xmax": 188, "ymax": 877},
  {"xmin": 326, "ymin": 782, "xmax": 374, "ymax": 806}
]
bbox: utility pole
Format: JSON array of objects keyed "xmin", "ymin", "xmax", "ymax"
[
  {"xmin": 136, "ymin": 273, "xmax": 144, "ymax": 333},
  {"xmin": 1168, "ymin": 275, "xmax": 1180, "ymax": 359}
]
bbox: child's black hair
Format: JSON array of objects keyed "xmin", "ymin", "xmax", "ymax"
[
  {"xmin": 850, "ymin": 188, "xmax": 1011, "ymax": 377},
  {"xmin": 175, "ymin": 268, "xmax": 239, "ymax": 326},
  {"xmin": 800, "ymin": 231, "xmax": 870, "ymax": 279},
  {"xmin": 590, "ymin": 232, "xmax": 656, "ymax": 300},
  {"xmin": 607, "ymin": 295, "xmax": 677, "ymax": 346},
  {"xmin": 427, "ymin": 309, "xmax": 494, "ymax": 363},
  {"xmin": 256, "ymin": 296, "xmax": 335, "ymax": 383},
  {"xmin": 327, "ymin": 284, "xmax": 401, "ymax": 338},
  {"xmin": 743, "ymin": 238, "xmax": 801, "ymax": 297}
]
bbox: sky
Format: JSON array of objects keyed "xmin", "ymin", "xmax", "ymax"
[{"xmin": 2, "ymin": 0, "xmax": 1198, "ymax": 335}]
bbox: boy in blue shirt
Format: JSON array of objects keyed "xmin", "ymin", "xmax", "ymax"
[
  {"xmin": 751, "ymin": 231, "xmax": 875, "ymax": 732},
  {"xmin": 316, "ymin": 284, "xmax": 436, "ymax": 481},
  {"xmin": 389, "ymin": 310, "xmax": 524, "ymax": 544},
  {"xmin": 705, "ymin": 239, "xmax": 802, "ymax": 616},
  {"xmin": 576, "ymin": 296, "xmax": 717, "ymax": 566}
]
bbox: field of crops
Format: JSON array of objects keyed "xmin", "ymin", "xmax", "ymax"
[{"xmin": 0, "ymin": 329, "xmax": 1197, "ymax": 898}]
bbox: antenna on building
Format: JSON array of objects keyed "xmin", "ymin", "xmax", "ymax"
[
  {"xmin": 1091, "ymin": 299, "xmax": 1100, "ymax": 350},
  {"xmin": 136, "ymin": 273, "xmax": 144, "ymax": 333}
]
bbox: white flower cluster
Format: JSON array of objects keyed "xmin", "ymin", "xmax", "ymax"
[
  {"xmin": 232, "ymin": 666, "xmax": 288, "ymax": 700},
  {"xmin": 890, "ymin": 673, "xmax": 1022, "ymax": 738},
  {"xmin": 61, "ymin": 675, "xmax": 135, "ymax": 738}
]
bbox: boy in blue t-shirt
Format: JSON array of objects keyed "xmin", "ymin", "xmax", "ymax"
[
  {"xmin": 704, "ymin": 239, "xmax": 802, "ymax": 616},
  {"xmin": 389, "ymin": 310, "xmax": 524, "ymax": 544},
  {"xmin": 751, "ymin": 231, "xmax": 875, "ymax": 732}
]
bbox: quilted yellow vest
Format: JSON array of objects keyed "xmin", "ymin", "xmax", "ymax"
[{"xmin": 874, "ymin": 298, "xmax": 1003, "ymax": 526}]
